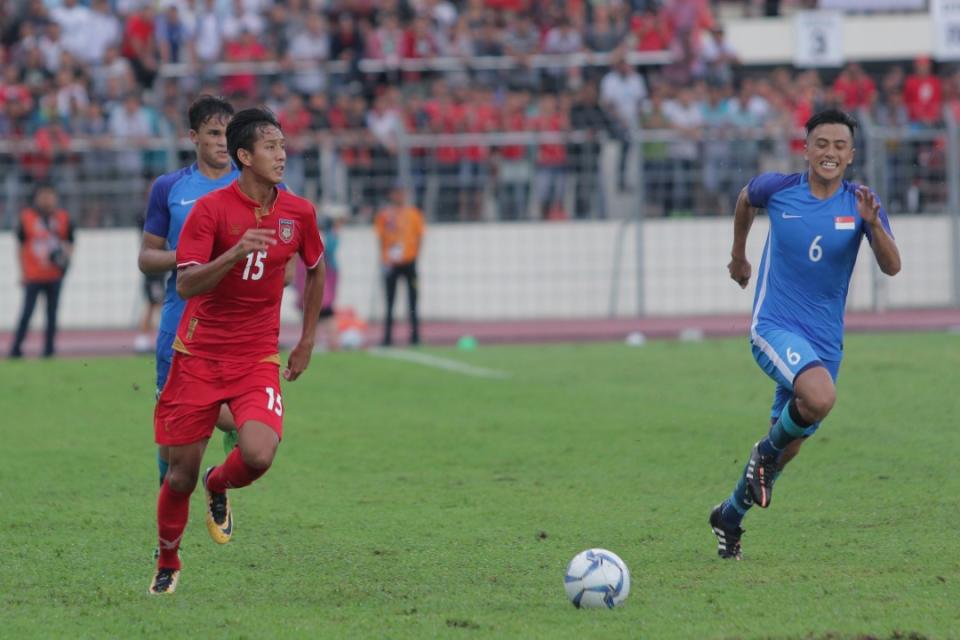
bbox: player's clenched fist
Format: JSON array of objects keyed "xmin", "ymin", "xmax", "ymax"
[
  {"xmin": 728, "ymin": 255, "xmax": 752, "ymax": 289},
  {"xmin": 232, "ymin": 228, "xmax": 277, "ymax": 259}
]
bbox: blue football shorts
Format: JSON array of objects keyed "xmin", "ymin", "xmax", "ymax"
[
  {"xmin": 155, "ymin": 329, "xmax": 177, "ymax": 397},
  {"xmin": 750, "ymin": 327, "xmax": 841, "ymax": 436}
]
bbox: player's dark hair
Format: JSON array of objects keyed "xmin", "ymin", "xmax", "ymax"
[
  {"xmin": 188, "ymin": 95, "xmax": 234, "ymax": 132},
  {"xmin": 226, "ymin": 107, "xmax": 282, "ymax": 168},
  {"xmin": 805, "ymin": 109, "xmax": 857, "ymax": 140}
]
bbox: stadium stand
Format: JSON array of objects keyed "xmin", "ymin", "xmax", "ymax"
[{"xmin": 1, "ymin": 0, "xmax": 958, "ymax": 340}]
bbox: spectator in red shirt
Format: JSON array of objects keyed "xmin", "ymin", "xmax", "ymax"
[
  {"xmin": 485, "ymin": 0, "xmax": 530, "ymax": 11},
  {"xmin": 533, "ymin": 93, "xmax": 568, "ymax": 219},
  {"xmin": 0, "ymin": 64, "xmax": 34, "ymax": 125},
  {"xmin": 331, "ymin": 93, "xmax": 374, "ymax": 217},
  {"xmin": 944, "ymin": 70, "xmax": 960, "ymax": 123},
  {"xmin": 789, "ymin": 83, "xmax": 817, "ymax": 154},
  {"xmin": 832, "ymin": 62, "xmax": 877, "ymax": 112},
  {"xmin": 121, "ymin": 3, "xmax": 157, "ymax": 88},
  {"xmin": 402, "ymin": 15, "xmax": 441, "ymax": 82},
  {"xmin": 426, "ymin": 80, "xmax": 465, "ymax": 220},
  {"xmin": 279, "ymin": 93, "xmax": 311, "ymax": 194},
  {"xmin": 496, "ymin": 90, "xmax": 533, "ymax": 220},
  {"xmin": 367, "ymin": 11, "xmax": 405, "ymax": 84},
  {"xmin": 662, "ymin": 0, "xmax": 714, "ymax": 54},
  {"xmin": 631, "ymin": 7, "xmax": 670, "ymax": 52},
  {"xmin": 461, "ymin": 84, "xmax": 498, "ymax": 220},
  {"xmin": 222, "ymin": 29, "xmax": 269, "ymax": 103},
  {"xmin": 903, "ymin": 55, "xmax": 942, "ymax": 126},
  {"xmin": 21, "ymin": 117, "xmax": 72, "ymax": 183}
]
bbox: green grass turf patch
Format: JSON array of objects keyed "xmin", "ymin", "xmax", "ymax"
[{"xmin": 1, "ymin": 333, "xmax": 958, "ymax": 639}]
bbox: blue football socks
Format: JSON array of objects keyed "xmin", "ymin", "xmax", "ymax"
[
  {"xmin": 720, "ymin": 461, "xmax": 753, "ymax": 526},
  {"xmin": 758, "ymin": 400, "xmax": 811, "ymax": 458}
]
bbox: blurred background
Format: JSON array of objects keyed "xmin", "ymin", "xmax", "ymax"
[{"xmin": 1, "ymin": 0, "xmax": 959, "ymax": 353}]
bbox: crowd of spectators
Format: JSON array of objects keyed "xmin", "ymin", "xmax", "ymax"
[{"xmin": 0, "ymin": 0, "xmax": 955, "ymax": 224}]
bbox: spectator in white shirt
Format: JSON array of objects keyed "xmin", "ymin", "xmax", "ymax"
[
  {"xmin": 367, "ymin": 91, "xmax": 404, "ymax": 204},
  {"xmin": 600, "ymin": 54, "xmax": 647, "ymax": 191},
  {"xmin": 697, "ymin": 25, "xmax": 739, "ymax": 87},
  {"xmin": 662, "ymin": 86, "xmax": 704, "ymax": 213},
  {"xmin": 193, "ymin": 0, "xmax": 223, "ymax": 65},
  {"xmin": 541, "ymin": 17, "xmax": 582, "ymax": 91},
  {"xmin": 287, "ymin": 13, "xmax": 329, "ymax": 95},
  {"xmin": 109, "ymin": 92, "xmax": 155, "ymax": 176},
  {"xmin": 38, "ymin": 22, "xmax": 65, "ymax": 72},
  {"xmin": 90, "ymin": 45, "xmax": 135, "ymax": 99},
  {"xmin": 221, "ymin": 0, "xmax": 264, "ymax": 42},
  {"xmin": 50, "ymin": 0, "xmax": 91, "ymax": 62},
  {"xmin": 53, "ymin": 67, "xmax": 88, "ymax": 120},
  {"xmin": 85, "ymin": 0, "xmax": 122, "ymax": 65}
]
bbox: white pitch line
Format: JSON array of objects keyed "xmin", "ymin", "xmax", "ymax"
[{"xmin": 368, "ymin": 348, "xmax": 511, "ymax": 379}]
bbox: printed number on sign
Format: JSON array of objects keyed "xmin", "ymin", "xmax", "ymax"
[
  {"xmin": 265, "ymin": 387, "xmax": 283, "ymax": 416},
  {"xmin": 786, "ymin": 347, "xmax": 801, "ymax": 366},
  {"xmin": 808, "ymin": 235, "xmax": 823, "ymax": 262},
  {"xmin": 243, "ymin": 250, "xmax": 267, "ymax": 280}
]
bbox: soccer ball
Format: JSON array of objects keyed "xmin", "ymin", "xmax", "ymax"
[{"xmin": 563, "ymin": 548, "xmax": 631, "ymax": 609}]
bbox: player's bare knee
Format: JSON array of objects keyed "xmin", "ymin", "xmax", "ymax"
[
  {"xmin": 241, "ymin": 444, "xmax": 276, "ymax": 470},
  {"xmin": 166, "ymin": 466, "xmax": 199, "ymax": 493},
  {"xmin": 799, "ymin": 390, "xmax": 835, "ymax": 422}
]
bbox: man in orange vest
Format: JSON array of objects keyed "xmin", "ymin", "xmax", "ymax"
[
  {"xmin": 9, "ymin": 184, "xmax": 75, "ymax": 358},
  {"xmin": 374, "ymin": 186, "xmax": 425, "ymax": 346}
]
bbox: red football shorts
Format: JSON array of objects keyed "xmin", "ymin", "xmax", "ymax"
[{"xmin": 154, "ymin": 353, "xmax": 285, "ymax": 446}]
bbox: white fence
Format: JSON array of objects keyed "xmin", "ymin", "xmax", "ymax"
[{"xmin": 0, "ymin": 215, "xmax": 951, "ymax": 332}]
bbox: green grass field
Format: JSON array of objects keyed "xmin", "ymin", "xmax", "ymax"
[{"xmin": 2, "ymin": 333, "xmax": 959, "ymax": 639}]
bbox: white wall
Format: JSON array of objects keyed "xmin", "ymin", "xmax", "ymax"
[
  {"xmin": 0, "ymin": 216, "xmax": 952, "ymax": 331},
  {"xmin": 727, "ymin": 13, "xmax": 932, "ymax": 65}
]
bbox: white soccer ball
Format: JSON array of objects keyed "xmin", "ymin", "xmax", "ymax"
[
  {"xmin": 563, "ymin": 548, "xmax": 631, "ymax": 609},
  {"xmin": 339, "ymin": 328, "xmax": 365, "ymax": 350}
]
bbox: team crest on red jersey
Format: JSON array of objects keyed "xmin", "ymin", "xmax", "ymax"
[{"xmin": 278, "ymin": 218, "xmax": 295, "ymax": 243}]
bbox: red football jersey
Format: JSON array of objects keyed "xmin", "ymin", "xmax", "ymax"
[{"xmin": 174, "ymin": 181, "xmax": 324, "ymax": 363}]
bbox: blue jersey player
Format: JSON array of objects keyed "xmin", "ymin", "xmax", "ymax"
[
  {"xmin": 138, "ymin": 96, "xmax": 240, "ymax": 484},
  {"xmin": 709, "ymin": 109, "xmax": 901, "ymax": 560}
]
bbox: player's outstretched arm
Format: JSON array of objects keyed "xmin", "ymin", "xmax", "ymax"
[
  {"xmin": 285, "ymin": 260, "xmax": 325, "ymax": 382},
  {"xmin": 177, "ymin": 228, "xmax": 277, "ymax": 298},
  {"xmin": 728, "ymin": 186, "xmax": 757, "ymax": 289},
  {"xmin": 139, "ymin": 232, "xmax": 176, "ymax": 275},
  {"xmin": 856, "ymin": 185, "xmax": 901, "ymax": 276}
]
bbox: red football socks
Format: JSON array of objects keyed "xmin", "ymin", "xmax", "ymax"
[
  {"xmin": 156, "ymin": 480, "xmax": 192, "ymax": 570},
  {"xmin": 206, "ymin": 447, "xmax": 268, "ymax": 493}
]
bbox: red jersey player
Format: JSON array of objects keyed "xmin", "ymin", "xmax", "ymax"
[{"xmin": 149, "ymin": 108, "xmax": 325, "ymax": 594}]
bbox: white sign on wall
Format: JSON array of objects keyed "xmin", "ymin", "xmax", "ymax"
[
  {"xmin": 932, "ymin": 0, "xmax": 960, "ymax": 61},
  {"xmin": 820, "ymin": 0, "xmax": 924, "ymax": 9},
  {"xmin": 794, "ymin": 11, "xmax": 845, "ymax": 68}
]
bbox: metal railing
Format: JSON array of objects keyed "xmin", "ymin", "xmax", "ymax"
[
  {"xmin": 1, "ymin": 122, "xmax": 957, "ymax": 227},
  {"xmin": 157, "ymin": 50, "xmax": 674, "ymax": 80}
]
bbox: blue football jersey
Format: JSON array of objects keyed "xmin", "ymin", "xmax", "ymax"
[
  {"xmin": 746, "ymin": 172, "xmax": 893, "ymax": 360},
  {"xmin": 143, "ymin": 163, "xmax": 239, "ymax": 335}
]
